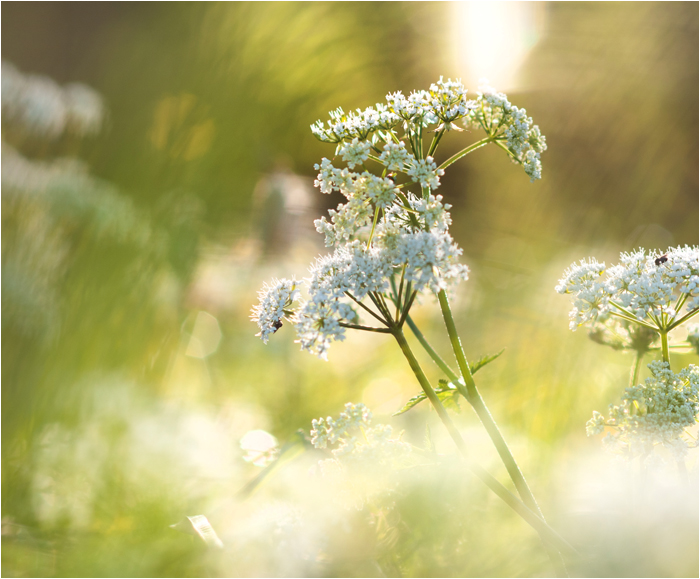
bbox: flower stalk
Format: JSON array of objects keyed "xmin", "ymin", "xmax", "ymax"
[{"xmin": 391, "ymin": 327, "xmax": 576, "ymax": 566}]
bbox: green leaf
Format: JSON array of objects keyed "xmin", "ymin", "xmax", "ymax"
[
  {"xmin": 394, "ymin": 392, "xmax": 429, "ymax": 416},
  {"xmin": 470, "ymin": 348, "xmax": 505, "ymax": 374},
  {"xmin": 394, "ymin": 381, "xmax": 460, "ymax": 416},
  {"xmin": 439, "ymin": 389, "xmax": 461, "ymax": 413},
  {"xmin": 394, "ymin": 349, "xmax": 505, "ymax": 416}
]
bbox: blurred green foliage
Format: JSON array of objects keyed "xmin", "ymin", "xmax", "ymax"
[{"xmin": 2, "ymin": 2, "xmax": 698, "ymax": 577}]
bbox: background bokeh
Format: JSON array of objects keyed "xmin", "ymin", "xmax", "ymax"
[{"xmin": 2, "ymin": 2, "xmax": 698, "ymax": 577}]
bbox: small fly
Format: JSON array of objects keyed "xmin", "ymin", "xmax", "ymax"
[{"xmin": 654, "ymin": 254, "xmax": 668, "ymax": 266}]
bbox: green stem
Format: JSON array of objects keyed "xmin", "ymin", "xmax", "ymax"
[
  {"xmin": 345, "ymin": 292, "xmax": 388, "ymax": 325},
  {"xmin": 370, "ymin": 291, "xmax": 394, "ymax": 324},
  {"xmin": 427, "ymin": 128, "xmax": 445, "ymax": 158},
  {"xmin": 367, "ymin": 205, "xmax": 380, "ymax": 249},
  {"xmin": 608, "ymin": 304, "xmax": 658, "ymax": 330},
  {"xmin": 660, "ymin": 331, "xmax": 670, "ymax": 367},
  {"xmin": 438, "ymin": 136, "xmax": 496, "ymax": 171},
  {"xmin": 391, "ymin": 328, "xmax": 577, "ymax": 563},
  {"xmin": 339, "ymin": 322, "xmax": 392, "ymax": 334},
  {"xmin": 395, "ymin": 267, "xmax": 406, "ymax": 321},
  {"xmin": 398, "ymin": 291, "xmax": 417, "ymax": 327},
  {"xmin": 631, "ymin": 351, "xmax": 643, "ymax": 387},
  {"xmin": 405, "ymin": 315, "xmax": 459, "ymax": 380},
  {"xmin": 667, "ymin": 307, "xmax": 699, "ymax": 331},
  {"xmin": 436, "ymin": 290, "xmax": 568, "ymax": 575}
]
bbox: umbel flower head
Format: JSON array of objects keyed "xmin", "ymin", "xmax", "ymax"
[
  {"xmin": 253, "ymin": 78, "xmax": 545, "ymax": 359},
  {"xmin": 308, "ymin": 403, "xmax": 413, "ymax": 508},
  {"xmin": 556, "ymin": 246, "xmax": 699, "ymax": 332},
  {"xmin": 586, "ymin": 361, "xmax": 699, "ymax": 460},
  {"xmin": 310, "ymin": 402, "xmax": 411, "ymax": 467}
]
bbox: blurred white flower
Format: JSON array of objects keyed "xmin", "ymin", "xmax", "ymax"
[{"xmin": 240, "ymin": 430, "xmax": 280, "ymax": 467}]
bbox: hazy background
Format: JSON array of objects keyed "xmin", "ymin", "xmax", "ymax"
[{"xmin": 2, "ymin": 3, "xmax": 698, "ymax": 577}]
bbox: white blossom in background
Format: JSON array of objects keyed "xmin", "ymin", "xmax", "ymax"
[
  {"xmin": 310, "ymin": 403, "xmax": 372, "ymax": 449},
  {"xmin": 586, "ymin": 362, "xmax": 699, "ymax": 461},
  {"xmin": 240, "ymin": 430, "xmax": 280, "ymax": 467},
  {"xmin": 555, "ymin": 258, "xmax": 608, "ymax": 330},
  {"xmin": 2, "ymin": 61, "xmax": 105, "ymax": 139},
  {"xmin": 556, "ymin": 246, "xmax": 699, "ymax": 331},
  {"xmin": 310, "ymin": 403, "xmax": 412, "ymax": 495}
]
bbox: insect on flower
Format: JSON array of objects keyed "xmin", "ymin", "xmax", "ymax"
[{"xmin": 654, "ymin": 254, "xmax": 668, "ymax": 266}]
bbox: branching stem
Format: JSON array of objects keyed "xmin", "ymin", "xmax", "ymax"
[
  {"xmin": 391, "ymin": 328, "xmax": 577, "ymax": 565},
  {"xmin": 438, "ymin": 136, "xmax": 497, "ymax": 171},
  {"xmin": 339, "ymin": 322, "xmax": 392, "ymax": 334},
  {"xmin": 436, "ymin": 289, "xmax": 568, "ymax": 576}
]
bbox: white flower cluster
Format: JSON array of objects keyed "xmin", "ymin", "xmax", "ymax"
[
  {"xmin": 406, "ymin": 156, "xmax": 444, "ymax": 190},
  {"xmin": 255, "ymin": 78, "xmax": 541, "ymax": 359},
  {"xmin": 288, "ymin": 235, "xmax": 467, "ymax": 358},
  {"xmin": 555, "ymin": 258, "xmax": 609, "ymax": 330},
  {"xmin": 338, "ymin": 137, "xmax": 371, "ymax": 169},
  {"xmin": 378, "ymin": 141, "xmax": 412, "ymax": 171},
  {"xmin": 251, "ymin": 278, "xmax": 300, "ymax": 343},
  {"xmin": 379, "ymin": 230, "xmax": 469, "ymax": 294},
  {"xmin": 428, "ymin": 77, "xmax": 477, "ymax": 130},
  {"xmin": 309, "ymin": 404, "xmax": 413, "ymax": 510},
  {"xmin": 312, "ymin": 77, "xmax": 476, "ymax": 142},
  {"xmin": 310, "ymin": 402, "xmax": 411, "ymax": 466},
  {"xmin": 310, "ymin": 403, "xmax": 372, "ymax": 449},
  {"xmin": 311, "ymin": 105, "xmax": 398, "ymax": 143},
  {"xmin": 2, "ymin": 61, "xmax": 105, "ymax": 139},
  {"xmin": 556, "ymin": 246, "xmax": 699, "ymax": 331},
  {"xmin": 465, "ymin": 80, "xmax": 547, "ymax": 181},
  {"xmin": 586, "ymin": 362, "xmax": 699, "ymax": 460}
]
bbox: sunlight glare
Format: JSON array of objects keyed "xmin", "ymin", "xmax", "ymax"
[{"xmin": 451, "ymin": 2, "xmax": 546, "ymax": 92}]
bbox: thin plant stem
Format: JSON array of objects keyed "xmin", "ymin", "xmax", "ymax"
[
  {"xmin": 427, "ymin": 128, "xmax": 445, "ymax": 158},
  {"xmin": 609, "ymin": 301, "xmax": 657, "ymax": 326},
  {"xmin": 378, "ymin": 293, "xmax": 394, "ymax": 322},
  {"xmin": 398, "ymin": 291, "xmax": 418, "ymax": 327},
  {"xmin": 345, "ymin": 292, "xmax": 388, "ymax": 325},
  {"xmin": 436, "ymin": 289, "xmax": 568, "ymax": 575},
  {"xmin": 660, "ymin": 331, "xmax": 670, "ymax": 368},
  {"xmin": 405, "ymin": 315, "xmax": 459, "ymax": 380},
  {"xmin": 391, "ymin": 328, "xmax": 577, "ymax": 564},
  {"xmin": 631, "ymin": 351, "xmax": 643, "ymax": 387},
  {"xmin": 667, "ymin": 307, "xmax": 699, "ymax": 331},
  {"xmin": 395, "ymin": 267, "xmax": 406, "ymax": 321},
  {"xmin": 339, "ymin": 322, "xmax": 392, "ymax": 334},
  {"xmin": 402, "ymin": 282, "xmax": 414, "ymax": 313},
  {"xmin": 438, "ymin": 136, "xmax": 496, "ymax": 171},
  {"xmin": 367, "ymin": 206, "xmax": 381, "ymax": 249},
  {"xmin": 608, "ymin": 308, "xmax": 658, "ymax": 331},
  {"xmin": 368, "ymin": 292, "xmax": 392, "ymax": 322}
]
